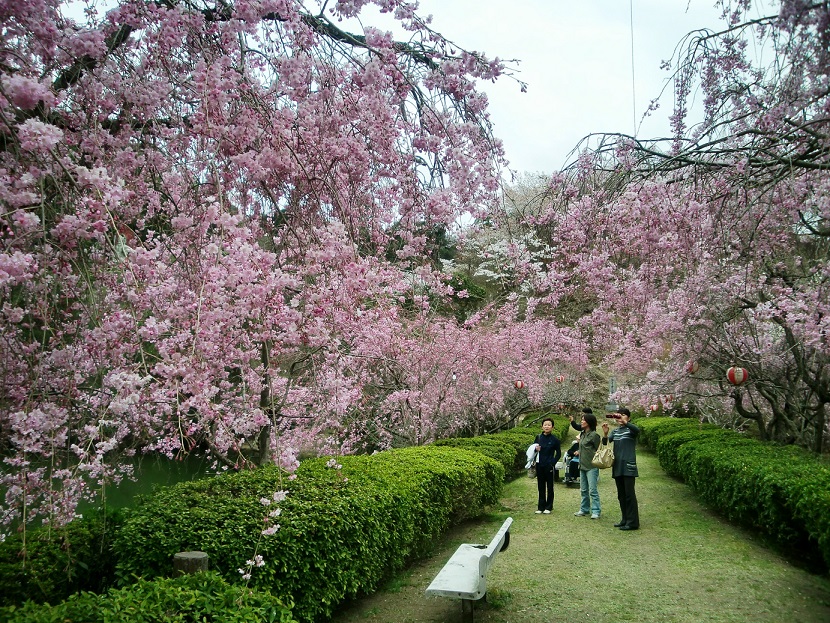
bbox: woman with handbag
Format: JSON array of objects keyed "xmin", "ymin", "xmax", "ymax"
[
  {"xmin": 568, "ymin": 409, "xmax": 602, "ymax": 519},
  {"xmin": 533, "ymin": 417, "xmax": 562, "ymax": 514},
  {"xmin": 601, "ymin": 407, "xmax": 640, "ymax": 531}
]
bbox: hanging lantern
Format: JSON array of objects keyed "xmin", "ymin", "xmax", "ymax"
[
  {"xmin": 650, "ymin": 404, "xmax": 659, "ymax": 412},
  {"xmin": 686, "ymin": 360, "xmax": 699, "ymax": 374},
  {"xmin": 557, "ymin": 403, "xmax": 565, "ymax": 411},
  {"xmin": 726, "ymin": 366, "xmax": 749, "ymax": 386},
  {"xmin": 555, "ymin": 375, "xmax": 565, "ymax": 383},
  {"xmin": 514, "ymin": 379, "xmax": 525, "ymax": 390}
]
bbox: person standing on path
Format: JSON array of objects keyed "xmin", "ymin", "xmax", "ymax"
[
  {"xmin": 568, "ymin": 408, "xmax": 602, "ymax": 519},
  {"xmin": 601, "ymin": 407, "xmax": 640, "ymax": 530},
  {"xmin": 534, "ymin": 417, "xmax": 562, "ymax": 514}
]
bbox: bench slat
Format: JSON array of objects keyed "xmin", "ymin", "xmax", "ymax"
[
  {"xmin": 425, "ymin": 544, "xmax": 488, "ymax": 598},
  {"xmin": 425, "ymin": 517, "xmax": 513, "ymax": 601}
]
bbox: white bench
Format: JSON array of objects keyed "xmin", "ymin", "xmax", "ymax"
[{"xmin": 425, "ymin": 517, "xmax": 513, "ymax": 622}]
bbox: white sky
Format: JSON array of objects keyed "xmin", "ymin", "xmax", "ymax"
[{"xmin": 394, "ymin": 0, "xmax": 734, "ymax": 174}]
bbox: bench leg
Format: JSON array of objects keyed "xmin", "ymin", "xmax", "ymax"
[{"xmin": 461, "ymin": 598, "xmax": 474, "ymax": 623}]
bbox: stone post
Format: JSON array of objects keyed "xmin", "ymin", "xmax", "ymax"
[{"xmin": 173, "ymin": 551, "xmax": 209, "ymax": 576}]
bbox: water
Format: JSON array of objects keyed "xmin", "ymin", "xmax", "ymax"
[{"xmin": 79, "ymin": 453, "xmax": 215, "ymax": 512}]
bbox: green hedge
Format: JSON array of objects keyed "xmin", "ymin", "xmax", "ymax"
[
  {"xmin": 0, "ymin": 571, "xmax": 295, "ymax": 623},
  {"xmin": 433, "ymin": 437, "xmax": 516, "ymax": 476},
  {"xmin": 113, "ymin": 445, "xmax": 503, "ymax": 623},
  {"xmin": 432, "ymin": 436, "xmax": 520, "ymax": 476},
  {"xmin": 0, "ymin": 507, "xmax": 125, "ymax": 607},
  {"xmin": 638, "ymin": 417, "xmax": 830, "ymax": 570},
  {"xmin": 433, "ymin": 424, "xmax": 565, "ymax": 477},
  {"xmin": 655, "ymin": 427, "xmax": 745, "ymax": 478},
  {"xmin": 636, "ymin": 416, "xmax": 701, "ymax": 449},
  {"xmin": 0, "ymin": 426, "xmax": 531, "ymax": 614},
  {"xmin": 481, "ymin": 429, "xmax": 540, "ymax": 471}
]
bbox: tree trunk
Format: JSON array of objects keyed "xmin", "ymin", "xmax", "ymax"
[
  {"xmin": 814, "ymin": 403, "xmax": 826, "ymax": 454},
  {"xmin": 257, "ymin": 422, "xmax": 273, "ymax": 466}
]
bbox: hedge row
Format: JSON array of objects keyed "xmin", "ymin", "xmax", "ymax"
[
  {"xmin": 111, "ymin": 445, "xmax": 505, "ymax": 623},
  {"xmin": 433, "ymin": 417, "xmax": 569, "ymax": 474},
  {"xmin": 433, "ymin": 426, "xmax": 540, "ymax": 474},
  {"xmin": 0, "ymin": 427, "xmax": 533, "ymax": 621},
  {"xmin": 1, "ymin": 572, "xmax": 295, "ymax": 623},
  {"xmin": 638, "ymin": 417, "xmax": 830, "ymax": 570}
]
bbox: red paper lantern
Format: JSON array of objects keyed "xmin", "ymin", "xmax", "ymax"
[
  {"xmin": 686, "ymin": 360, "xmax": 699, "ymax": 374},
  {"xmin": 726, "ymin": 366, "xmax": 748, "ymax": 386},
  {"xmin": 514, "ymin": 379, "xmax": 525, "ymax": 389},
  {"xmin": 650, "ymin": 404, "xmax": 659, "ymax": 412},
  {"xmin": 555, "ymin": 375, "xmax": 565, "ymax": 383}
]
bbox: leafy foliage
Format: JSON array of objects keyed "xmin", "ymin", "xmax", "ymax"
[
  {"xmin": 0, "ymin": 571, "xmax": 296, "ymax": 623},
  {"xmin": 0, "ymin": 507, "xmax": 125, "ymax": 607},
  {"xmin": 113, "ymin": 446, "xmax": 504, "ymax": 623}
]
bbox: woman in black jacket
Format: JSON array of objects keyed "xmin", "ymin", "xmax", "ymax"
[{"xmin": 534, "ymin": 417, "xmax": 562, "ymax": 514}]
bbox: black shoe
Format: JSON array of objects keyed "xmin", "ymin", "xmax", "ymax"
[
  {"xmin": 613, "ymin": 522, "xmax": 624, "ymax": 527},
  {"xmin": 619, "ymin": 525, "xmax": 638, "ymax": 531}
]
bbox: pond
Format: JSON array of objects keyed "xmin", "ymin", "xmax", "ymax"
[{"xmin": 77, "ymin": 453, "xmax": 216, "ymax": 513}]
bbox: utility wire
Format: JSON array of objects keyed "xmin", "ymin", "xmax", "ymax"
[{"xmin": 630, "ymin": 0, "xmax": 637, "ymax": 136}]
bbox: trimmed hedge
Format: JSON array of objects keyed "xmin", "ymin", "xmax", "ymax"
[
  {"xmin": 638, "ymin": 417, "xmax": 830, "ymax": 570},
  {"xmin": 636, "ymin": 416, "xmax": 701, "ymax": 449},
  {"xmin": 0, "ymin": 571, "xmax": 295, "ymax": 623},
  {"xmin": 432, "ymin": 437, "xmax": 518, "ymax": 476},
  {"xmin": 0, "ymin": 507, "xmax": 125, "ymax": 607},
  {"xmin": 113, "ymin": 445, "xmax": 504, "ymax": 623},
  {"xmin": 481, "ymin": 428, "xmax": 540, "ymax": 471},
  {"xmin": 0, "ymin": 424, "xmax": 539, "ymax": 615},
  {"xmin": 433, "ymin": 422, "xmax": 566, "ymax": 477}
]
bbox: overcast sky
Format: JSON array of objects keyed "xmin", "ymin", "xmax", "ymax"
[{"xmin": 384, "ymin": 0, "xmax": 740, "ymax": 174}]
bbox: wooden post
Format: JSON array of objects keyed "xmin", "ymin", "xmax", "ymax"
[{"xmin": 173, "ymin": 551, "xmax": 209, "ymax": 576}]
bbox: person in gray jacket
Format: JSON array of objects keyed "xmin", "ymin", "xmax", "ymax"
[{"xmin": 601, "ymin": 407, "xmax": 640, "ymax": 530}]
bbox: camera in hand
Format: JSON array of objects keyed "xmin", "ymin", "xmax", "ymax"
[{"xmin": 606, "ymin": 413, "xmax": 621, "ymax": 419}]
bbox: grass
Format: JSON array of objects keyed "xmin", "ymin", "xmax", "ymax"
[{"xmin": 330, "ymin": 447, "xmax": 830, "ymax": 623}]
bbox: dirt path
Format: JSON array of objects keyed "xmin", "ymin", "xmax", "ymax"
[{"xmin": 330, "ymin": 450, "xmax": 830, "ymax": 623}]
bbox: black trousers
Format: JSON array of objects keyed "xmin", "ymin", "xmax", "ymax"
[
  {"xmin": 613, "ymin": 475, "xmax": 639, "ymax": 528},
  {"xmin": 537, "ymin": 464, "xmax": 554, "ymax": 511}
]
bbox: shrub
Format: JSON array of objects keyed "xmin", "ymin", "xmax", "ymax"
[
  {"xmin": 646, "ymin": 421, "xmax": 830, "ymax": 571},
  {"xmin": 0, "ymin": 571, "xmax": 295, "ymax": 623},
  {"xmin": 635, "ymin": 416, "xmax": 702, "ymax": 449},
  {"xmin": 114, "ymin": 445, "xmax": 503, "ymax": 623},
  {"xmin": 0, "ymin": 507, "xmax": 126, "ymax": 607},
  {"xmin": 481, "ymin": 429, "xmax": 539, "ymax": 472},
  {"xmin": 655, "ymin": 427, "xmax": 741, "ymax": 477},
  {"xmin": 432, "ymin": 437, "xmax": 516, "ymax": 476}
]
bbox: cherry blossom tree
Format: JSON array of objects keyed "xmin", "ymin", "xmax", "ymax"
[
  {"xmin": 0, "ymin": 0, "xmax": 535, "ymax": 526},
  {"xmin": 539, "ymin": 0, "xmax": 830, "ymax": 451}
]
